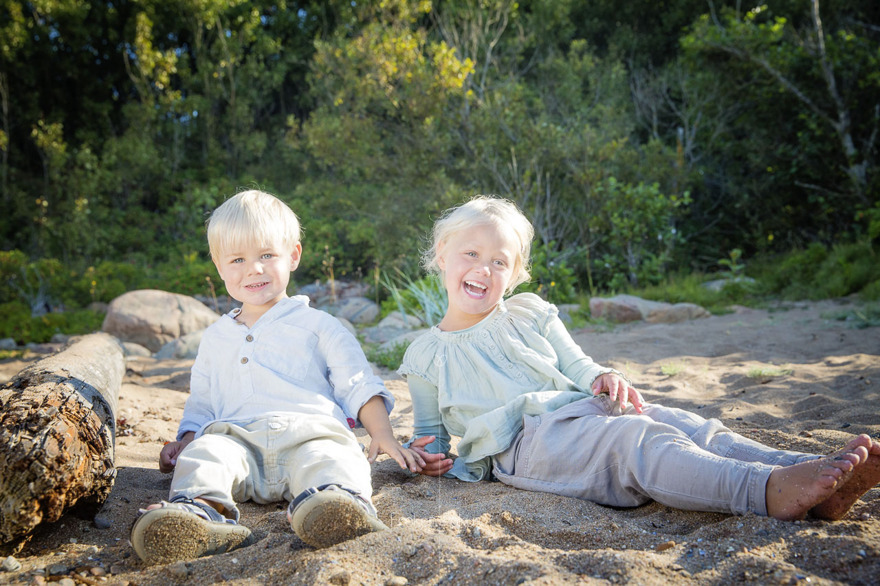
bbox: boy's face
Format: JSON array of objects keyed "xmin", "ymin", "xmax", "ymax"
[
  {"xmin": 213, "ymin": 240, "xmax": 302, "ymax": 317},
  {"xmin": 437, "ymin": 222, "xmax": 516, "ymax": 329}
]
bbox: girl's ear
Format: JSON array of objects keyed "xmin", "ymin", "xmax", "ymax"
[{"xmin": 436, "ymin": 243, "xmax": 446, "ymax": 270}]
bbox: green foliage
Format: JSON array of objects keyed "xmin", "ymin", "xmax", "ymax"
[
  {"xmin": 0, "ymin": 302, "xmax": 105, "ymax": 345},
  {"xmin": 752, "ymin": 242, "xmax": 880, "ymax": 300},
  {"xmin": 365, "ymin": 341, "xmax": 411, "ymax": 371},
  {"xmin": 515, "ymin": 241, "xmax": 577, "ymax": 304},
  {"xmin": 381, "ymin": 272, "xmax": 447, "ymax": 327},
  {"xmin": 821, "ymin": 303, "xmax": 880, "ymax": 328}
]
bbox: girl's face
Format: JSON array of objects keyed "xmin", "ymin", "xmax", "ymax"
[{"xmin": 436, "ymin": 222, "xmax": 518, "ymax": 331}]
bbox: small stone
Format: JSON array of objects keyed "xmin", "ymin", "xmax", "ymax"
[
  {"xmin": 386, "ymin": 577, "xmax": 408, "ymax": 586},
  {"xmin": 93, "ymin": 515, "xmax": 113, "ymax": 529},
  {"xmin": 57, "ymin": 579, "xmax": 76, "ymax": 586},
  {"xmin": 655, "ymin": 540, "xmax": 675, "ymax": 552},
  {"xmin": 89, "ymin": 567, "xmax": 107, "ymax": 576},
  {"xmin": 47, "ymin": 563, "xmax": 69, "ymax": 576},
  {"xmin": 472, "ymin": 527, "xmax": 482, "ymax": 538},
  {"xmin": 1, "ymin": 556, "xmax": 21, "ymax": 572},
  {"xmin": 329, "ymin": 570, "xmax": 351, "ymax": 585},
  {"xmin": 166, "ymin": 561, "xmax": 189, "ymax": 579},
  {"xmin": 32, "ymin": 576, "xmax": 46, "ymax": 585}
]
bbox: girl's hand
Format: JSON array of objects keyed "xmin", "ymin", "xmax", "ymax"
[
  {"xmin": 408, "ymin": 436, "xmax": 454, "ymax": 477},
  {"xmin": 592, "ymin": 373, "xmax": 645, "ymax": 414}
]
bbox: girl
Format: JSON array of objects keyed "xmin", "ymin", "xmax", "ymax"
[{"xmin": 398, "ymin": 195, "xmax": 880, "ymax": 521}]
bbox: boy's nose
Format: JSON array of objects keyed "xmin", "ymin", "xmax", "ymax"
[{"xmin": 250, "ymin": 262, "xmax": 264, "ymax": 275}]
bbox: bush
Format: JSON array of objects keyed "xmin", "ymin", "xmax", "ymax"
[{"xmin": 0, "ymin": 302, "xmax": 105, "ymax": 344}]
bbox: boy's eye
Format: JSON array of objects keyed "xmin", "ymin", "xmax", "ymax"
[
  {"xmin": 494, "ymin": 259, "xmax": 507, "ymax": 267},
  {"xmin": 466, "ymin": 251, "xmax": 477, "ymax": 258},
  {"xmin": 231, "ymin": 258, "xmax": 244, "ymax": 264},
  {"xmin": 261, "ymin": 253, "xmax": 274, "ymax": 260}
]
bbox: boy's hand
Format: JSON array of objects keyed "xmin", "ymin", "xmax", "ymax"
[
  {"xmin": 367, "ymin": 432, "xmax": 426, "ymax": 473},
  {"xmin": 159, "ymin": 432, "xmax": 195, "ymax": 473},
  {"xmin": 408, "ymin": 436, "xmax": 454, "ymax": 477},
  {"xmin": 592, "ymin": 373, "xmax": 645, "ymax": 414}
]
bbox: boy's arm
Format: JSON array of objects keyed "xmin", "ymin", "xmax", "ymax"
[{"xmin": 358, "ymin": 396, "xmax": 426, "ymax": 472}]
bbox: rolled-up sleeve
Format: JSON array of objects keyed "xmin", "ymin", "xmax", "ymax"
[{"xmin": 325, "ymin": 324, "xmax": 394, "ymax": 425}]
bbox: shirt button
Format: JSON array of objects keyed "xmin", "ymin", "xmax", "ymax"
[
  {"xmin": 246, "ymin": 335, "xmax": 254, "ymax": 342},
  {"xmin": 240, "ymin": 357, "xmax": 248, "ymax": 364}
]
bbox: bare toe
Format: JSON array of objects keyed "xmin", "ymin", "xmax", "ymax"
[{"xmin": 811, "ymin": 452, "xmax": 880, "ymax": 521}]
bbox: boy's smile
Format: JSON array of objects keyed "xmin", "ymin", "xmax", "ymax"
[
  {"xmin": 214, "ymin": 241, "xmax": 302, "ymax": 325},
  {"xmin": 437, "ymin": 222, "xmax": 517, "ymax": 331}
]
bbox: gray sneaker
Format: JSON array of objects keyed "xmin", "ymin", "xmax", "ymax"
[
  {"xmin": 287, "ymin": 484, "xmax": 388, "ymax": 548},
  {"xmin": 131, "ymin": 497, "xmax": 253, "ymax": 564}
]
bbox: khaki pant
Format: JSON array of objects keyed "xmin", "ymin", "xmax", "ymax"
[
  {"xmin": 492, "ymin": 395, "xmax": 816, "ymax": 516},
  {"xmin": 170, "ymin": 414, "xmax": 373, "ymax": 521}
]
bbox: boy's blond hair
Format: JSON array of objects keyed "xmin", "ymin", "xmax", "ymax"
[
  {"xmin": 207, "ymin": 190, "xmax": 301, "ymax": 261},
  {"xmin": 425, "ymin": 195, "xmax": 534, "ymax": 294}
]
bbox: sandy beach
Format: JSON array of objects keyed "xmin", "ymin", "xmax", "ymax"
[{"xmin": 1, "ymin": 298, "xmax": 878, "ymax": 585}]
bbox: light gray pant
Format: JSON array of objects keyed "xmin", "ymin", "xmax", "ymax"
[
  {"xmin": 492, "ymin": 395, "xmax": 817, "ymax": 516},
  {"xmin": 170, "ymin": 414, "xmax": 373, "ymax": 521}
]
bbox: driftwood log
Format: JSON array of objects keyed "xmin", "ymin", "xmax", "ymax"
[{"xmin": 0, "ymin": 333, "xmax": 124, "ymax": 548}]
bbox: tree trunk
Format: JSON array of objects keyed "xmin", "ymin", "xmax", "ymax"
[{"xmin": 0, "ymin": 333, "xmax": 124, "ymax": 548}]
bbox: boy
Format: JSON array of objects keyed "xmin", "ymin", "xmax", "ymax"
[{"xmin": 131, "ymin": 190, "xmax": 434, "ymax": 564}]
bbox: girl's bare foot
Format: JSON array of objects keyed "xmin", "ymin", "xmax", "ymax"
[
  {"xmin": 810, "ymin": 434, "xmax": 880, "ymax": 520},
  {"xmin": 765, "ymin": 440, "xmax": 866, "ymax": 521}
]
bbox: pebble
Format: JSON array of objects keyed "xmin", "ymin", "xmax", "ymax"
[
  {"xmin": 89, "ymin": 566, "xmax": 107, "ymax": 576},
  {"xmin": 93, "ymin": 515, "xmax": 113, "ymax": 529},
  {"xmin": 329, "ymin": 570, "xmax": 351, "ymax": 585},
  {"xmin": 46, "ymin": 563, "xmax": 69, "ymax": 576},
  {"xmin": 57, "ymin": 579, "xmax": 76, "ymax": 586},
  {"xmin": 1, "ymin": 556, "xmax": 22, "ymax": 572},
  {"xmin": 166, "ymin": 561, "xmax": 189, "ymax": 579},
  {"xmin": 655, "ymin": 541, "xmax": 675, "ymax": 552},
  {"xmin": 386, "ymin": 577, "xmax": 408, "ymax": 586},
  {"xmin": 32, "ymin": 576, "xmax": 46, "ymax": 585}
]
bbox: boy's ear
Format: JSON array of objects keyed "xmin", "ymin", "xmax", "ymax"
[{"xmin": 289, "ymin": 242, "xmax": 303, "ymax": 271}]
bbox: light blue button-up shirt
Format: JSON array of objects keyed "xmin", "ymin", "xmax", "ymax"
[
  {"xmin": 398, "ymin": 293, "xmax": 616, "ymax": 481},
  {"xmin": 178, "ymin": 295, "xmax": 393, "ymax": 440}
]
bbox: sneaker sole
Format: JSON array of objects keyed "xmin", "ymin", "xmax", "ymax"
[
  {"xmin": 131, "ymin": 507, "xmax": 253, "ymax": 564},
  {"xmin": 290, "ymin": 491, "xmax": 388, "ymax": 548}
]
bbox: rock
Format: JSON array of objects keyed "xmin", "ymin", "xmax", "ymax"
[
  {"xmin": 50, "ymin": 333, "xmax": 69, "ymax": 344},
  {"xmin": 377, "ymin": 311, "xmax": 423, "ymax": 329},
  {"xmin": 328, "ymin": 297, "xmax": 380, "ymax": 324},
  {"xmin": 93, "ymin": 514, "xmax": 113, "ymax": 529},
  {"xmin": 589, "ymin": 295, "xmax": 709, "ymax": 324},
  {"xmin": 155, "ymin": 330, "xmax": 204, "ymax": 359},
  {"xmin": 1, "ymin": 556, "xmax": 21, "ymax": 572},
  {"xmin": 378, "ymin": 330, "xmax": 426, "ymax": 353},
  {"xmin": 121, "ymin": 342, "xmax": 152, "ymax": 357},
  {"xmin": 329, "ymin": 570, "xmax": 351, "ymax": 585},
  {"xmin": 386, "ymin": 577, "xmax": 408, "ymax": 586},
  {"xmin": 166, "ymin": 561, "xmax": 189, "ymax": 579},
  {"xmin": 0, "ymin": 338, "xmax": 16, "ymax": 350},
  {"xmin": 102, "ymin": 289, "xmax": 220, "ymax": 352},
  {"xmin": 556, "ymin": 303, "xmax": 581, "ymax": 325}
]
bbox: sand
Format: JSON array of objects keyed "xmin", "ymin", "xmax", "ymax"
[{"xmin": 0, "ymin": 298, "xmax": 878, "ymax": 585}]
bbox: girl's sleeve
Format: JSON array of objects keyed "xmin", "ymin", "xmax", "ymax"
[
  {"xmin": 405, "ymin": 374, "xmax": 452, "ymax": 456},
  {"xmin": 543, "ymin": 309, "xmax": 622, "ymax": 390}
]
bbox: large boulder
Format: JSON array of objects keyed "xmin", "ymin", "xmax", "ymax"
[
  {"xmin": 102, "ymin": 290, "xmax": 220, "ymax": 352},
  {"xmin": 589, "ymin": 294, "xmax": 710, "ymax": 324}
]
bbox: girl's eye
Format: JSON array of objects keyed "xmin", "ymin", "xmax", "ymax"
[{"xmin": 494, "ymin": 259, "xmax": 507, "ymax": 267}]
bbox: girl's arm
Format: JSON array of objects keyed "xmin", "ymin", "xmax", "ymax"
[
  {"xmin": 407, "ymin": 374, "xmax": 454, "ymax": 477},
  {"xmin": 545, "ymin": 310, "xmax": 644, "ymax": 412}
]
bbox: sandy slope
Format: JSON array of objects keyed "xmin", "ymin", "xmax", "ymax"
[{"xmin": 1, "ymin": 299, "xmax": 878, "ymax": 585}]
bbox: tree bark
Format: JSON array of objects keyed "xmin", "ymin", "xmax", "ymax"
[{"xmin": 0, "ymin": 333, "xmax": 124, "ymax": 548}]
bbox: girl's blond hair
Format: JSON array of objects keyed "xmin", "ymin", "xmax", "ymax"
[
  {"xmin": 206, "ymin": 190, "xmax": 301, "ymax": 261},
  {"xmin": 424, "ymin": 195, "xmax": 534, "ymax": 294}
]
